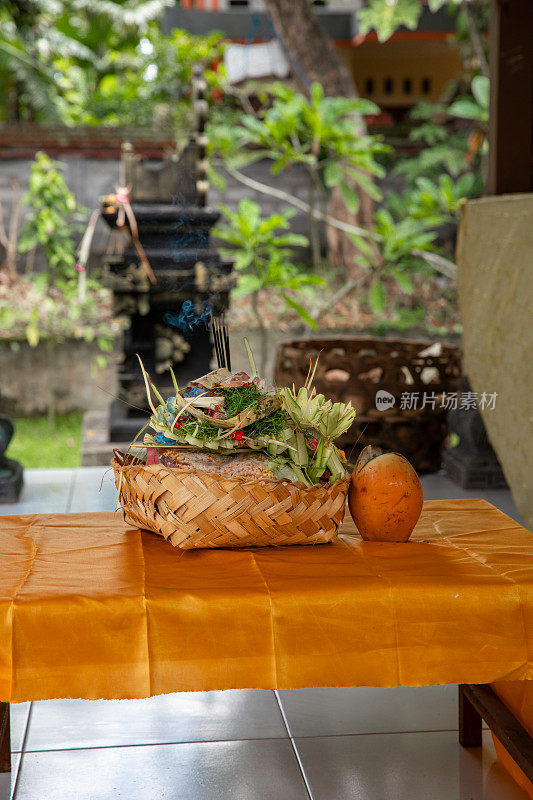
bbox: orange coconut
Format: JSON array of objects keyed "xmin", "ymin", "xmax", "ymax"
[{"xmin": 348, "ymin": 446, "xmax": 423, "ymax": 542}]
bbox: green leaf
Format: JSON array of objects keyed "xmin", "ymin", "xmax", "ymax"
[
  {"xmin": 447, "ymin": 98, "xmax": 487, "ymax": 122},
  {"xmin": 369, "ymin": 280, "xmax": 387, "ymax": 314},
  {"xmin": 274, "ymin": 233, "xmax": 309, "ymax": 248},
  {"xmin": 339, "ymin": 179, "xmax": 360, "ymax": 213},
  {"xmin": 17, "ymin": 232, "xmax": 39, "ymax": 252},
  {"xmin": 310, "ymin": 82, "xmax": 324, "ymax": 105},
  {"xmin": 390, "ymin": 268, "xmax": 414, "ymax": 294},
  {"xmin": 97, "ymin": 336, "xmax": 113, "ymax": 353},
  {"xmin": 471, "ymin": 75, "xmax": 490, "ymax": 111},
  {"xmin": 349, "ymin": 98, "xmax": 381, "ymax": 117},
  {"xmin": 358, "ymin": 0, "xmax": 422, "ymax": 43},
  {"xmin": 347, "ymin": 232, "xmax": 375, "ymax": 259},
  {"xmin": 233, "ymin": 252, "xmax": 254, "ymax": 271},
  {"xmin": 238, "ymin": 198, "xmax": 261, "ymax": 232},
  {"xmin": 234, "ymin": 275, "xmax": 263, "ymax": 297},
  {"xmin": 348, "ymin": 169, "xmax": 382, "ymax": 201},
  {"xmin": 26, "ymin": 323, "xmax": 40, "ymax": 348},
  {"xmin": 281, "ymin": 294, "xmax": 318, "ymax": 329},
  {"xmin": 456, "ymin": 172, "xmax": 476, "ymax": 198},
  {"xmin": 323, "ymin": 162, "xmax": 343, "ymax": 188}
]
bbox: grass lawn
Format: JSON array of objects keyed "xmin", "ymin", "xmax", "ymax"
[{"xmin": 7, "ymin": 412, "xmax": 83, "ymax": 469}]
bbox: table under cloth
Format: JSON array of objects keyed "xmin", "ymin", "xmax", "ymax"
[{"xmin": 0, "ymin": 498, "xmax": 532, "ymax": 704}]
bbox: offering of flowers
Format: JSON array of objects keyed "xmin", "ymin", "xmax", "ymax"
[
  {"xmin": 135, "ymin": 340, "xmax": 355, "ymax": 489},
  {"xmin": 113, "ymin": 320, "xmax": 354, "ymax": 549}
]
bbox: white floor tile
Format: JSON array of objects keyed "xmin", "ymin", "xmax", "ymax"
[
  {"xmin": 420, "ymin": 474, "xmax": 524, "ymax": 525},
  {"xmin": 0, "ymin": 752, "xmax": 20, "ymax": 800},
  {"xmin": 10, "ymin": 704, "xmax": 30, "ymax": 753},
  {"xmin": 25, "ymin": 691, "xmax": 287, "ymax": 751},
  {"xmin": 0, "ymin": 470, "xmax": 75, "ymax": 516},
  {"xmin": 67, "ymin": 467, "xmax": 116, "ymax": 513},
  {"xmin": 279, "ymin": 685, "xmax": 464, "ymax": 737},
  {"xmin": 0, "ymin": 771, "xmax": 9, "ymax": 800},
  {"xmin": 16, "ymin": 739, "xmax": 310, "ymax": 800},
  {"xmin": 294, "ymin": 730, "xmax": 528, "ymax": 800}
]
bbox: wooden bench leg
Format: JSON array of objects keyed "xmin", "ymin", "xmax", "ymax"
[
  {"xmin": 459, "ymin": 683, "xmax": 533, "ymax": 783},
  {"xmin": 459, "ymin": 684, "xmax": 483, "ymax": 747},
  {"xmin": 0, "ymin": 704, "xmax": 9, "ymax": 774},
  {"xmin": 0, "ymin": 704, "xmax": 10, "ymax": 800}
]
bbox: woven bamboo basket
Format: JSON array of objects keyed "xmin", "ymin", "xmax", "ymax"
[{"xmin": 112, "ymin": 456, "xmax": 349, "ymax": 549}]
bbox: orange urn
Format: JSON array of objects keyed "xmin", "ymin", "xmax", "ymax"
[{"xmin": 348, "ymin": 446, "xmax": 423, "ymax": 542}]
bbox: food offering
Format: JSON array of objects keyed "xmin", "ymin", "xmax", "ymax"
[
  {"xmin": 113, "ymin": 336, "xmax": 355, "ymax": 549},
  {"xmin": 348, "ymin": 446, "xmax": 423, "ymax": 542}
]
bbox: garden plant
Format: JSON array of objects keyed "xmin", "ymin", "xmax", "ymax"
[
  {"xmin": 0, "ymin": 1, "xmax": 491, "ymax": 346},
  {"xmin": 0, "ymin": 152, "xmax": 120, "ymax": 422}
]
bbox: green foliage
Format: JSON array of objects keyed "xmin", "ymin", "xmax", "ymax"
[
  {"xmin": 392, "ymin": 73, "xmax": 488, "ymax": 214},
  {"xmin": 349, "ymin": 209, "xmax": 436, "ymax": 312},
  {"xmin": 54, "ymin": 26, "xmax": 225, "ymax": 132},
  {"xmin": 210, "ymin": 81, "xmax": 387, "ymax": 204},
  {"xmin": 0, "ymin": 153, "xmax": 120, "ymax": 357},
  {"xmin": 394, "ymin": 99, "xmax": 479, "ymax": 183},
  {"xmin": 356, "ymin": 0, "xmax": 472, "ymax": 44},
  {"xmin": 0, "ymin": 278, "xmax": 121, "ymax": 354},
  {"xmin": 448, "ymin": 75, "xmax": 489, "ymax": 123},
  {"xmin": 0, "ymin": 1, "xmax": 224, "ymax": 126},
  {"xmin": 209, "ymin": 81, "xmax": 389, "ymax": 280},
  {"xmin": 18, "ymin": 152, "xmax": 87, "ymax": 291},
  {"xmin": 213, "ymin": 199, "xmax": 324, "ymax": 327},
  {"xmin": 358, "ymin": 0, "xmax": 422, "ymax": 43},
  {"xmin": 180, "ymin": 419, "xmax": 220, "ymax": 441},
  {"xmin": 218, "ymin": 384, "xmax": 262, "ymax": 418},
  {"xmin": 386, "ymin": 173, "xmax": 476, "ymax": 225},
  {"xmin": 246, "ymin": 409, "xmax": 288, "ymax": 439},
  {"xmin": 0, "ymin": 2, "xmax": 60, "ymax": 122}
]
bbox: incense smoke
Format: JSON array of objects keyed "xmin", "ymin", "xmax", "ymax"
[{"xmin": 164, "ymin": 300, "xmax": 213, "ymax": 333}]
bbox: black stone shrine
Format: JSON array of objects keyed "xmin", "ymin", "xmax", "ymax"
[
  {"xmin": 442, "ymin": 375, "xmax": 507, "ymax": 490},
  {"xmin": 102, "ymin": 70, "xmax": 232, "ymax": 443},
  {"xmin": 0, "ymin": 414, "xmax": 23, "ymax": 503}
]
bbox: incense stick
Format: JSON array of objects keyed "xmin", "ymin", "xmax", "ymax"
[
  {"xmin": 216, "ymin": 317, "xmax": 225, "ymax": 369},
  {"xmin": 210, "ymin": 313, "xmax": 224, "ymax": 369},
  {"xmin": 222, "ymin": 313, "xmax": 232, "ymax": 372},
  {"xmin": 210, "ymin": 312, "xmax": 232, "ymax": 371}
]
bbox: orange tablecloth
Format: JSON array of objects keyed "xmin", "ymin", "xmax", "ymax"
[{"xmin": 0, "ymin": 499, "xmax": 532, "ymax": 703}]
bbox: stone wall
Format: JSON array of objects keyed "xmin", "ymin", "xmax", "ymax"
[{"xmin": 0, "ymin": 339, "xmax": 119, "ymax": 416}]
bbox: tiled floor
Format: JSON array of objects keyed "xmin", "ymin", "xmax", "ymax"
[{"xmin": 0, "ymin": 467, "xmax": 529, "ymax": 799}]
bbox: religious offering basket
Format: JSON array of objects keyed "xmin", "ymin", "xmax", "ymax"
[
  {"xmin": 113, "ymin": 328, "xmax": 354, "ymax": 549},
  {"xmin": 113, "ymin": 454, "xmax": 349, "ymax": 549}
]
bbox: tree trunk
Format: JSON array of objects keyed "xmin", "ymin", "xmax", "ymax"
[
  {"xmin": 263, "ymin": 0, "xmax": 373, "ymax": 280},
  {"xmin": 263, "ymin": 0, "xmax": 356, "ymax": 97}
]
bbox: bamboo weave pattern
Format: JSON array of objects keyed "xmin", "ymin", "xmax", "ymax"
[{"xmin": 113, "ymin": 458, "xmax": 349, "ymax": 549}]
